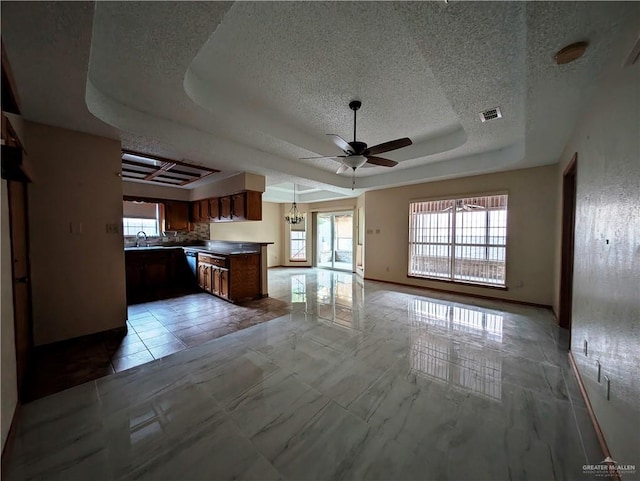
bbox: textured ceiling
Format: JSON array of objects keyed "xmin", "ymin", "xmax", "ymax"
[{"xmin": 2, "ymin": 1, "xmax": 638, "ymax": 203}]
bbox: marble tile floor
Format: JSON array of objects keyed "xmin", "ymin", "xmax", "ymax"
[
  {"xmin": 26, "ymin": 293, "xmax": 290, "ymax": 400},
  {"xmin": 6, "ymin": 268, "xmax": 603, "ymax": 480}
]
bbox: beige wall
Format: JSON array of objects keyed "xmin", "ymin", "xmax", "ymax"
[
  {"xmin": 1, "ymin": 180, "xmax": 18, "ymax": 449},
  {"xmin": 26, "ymin": 122, "xmax": 127, "ymax": 345},
  {"xmin": 552, "ymin": 53, "xmax": 639, "ymax": 463},
  {"xmin": 364, "ymin": 165, "xmax": 557, "ymax": 305},
  {"xmin": 122, "ymin": 181, "xmax": 189, "ymax": 201},
  {"xmin": 191, "ymin": 172, "xmax": 265, "ymax": 201},
  {"xmin": 209, "ymin": 201, "xmax": 282, "ymax": 267}
]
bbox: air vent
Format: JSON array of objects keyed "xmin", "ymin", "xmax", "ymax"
[{"xmin": 479, "ymin": 107, "xmax": 502, "ymax": 123}]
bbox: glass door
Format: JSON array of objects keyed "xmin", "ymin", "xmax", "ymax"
[{"xmin": 317, "ymin": 212, "xmax": 353, "ymax": 271}]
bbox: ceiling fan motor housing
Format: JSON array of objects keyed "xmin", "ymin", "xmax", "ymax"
[{"xmin": 348, "ymin": 141, "xmax": 368, "ymax": 154}]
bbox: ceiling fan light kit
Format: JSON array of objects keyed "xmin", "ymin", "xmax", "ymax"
[{"xmin": 301, "ymin": 100, "xmax": 413, "ymax": 188}]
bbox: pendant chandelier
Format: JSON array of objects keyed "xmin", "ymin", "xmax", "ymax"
[{"xmin": 285, "ymin": 184, "xmax": 304, "ymax": 225}]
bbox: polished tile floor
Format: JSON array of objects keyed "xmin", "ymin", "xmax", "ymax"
[
  {"xmin": 6, "ymin": 268, "xmax": 602, "ymax": 480},
  {"xmin": 27, "ymin": 293, "xmax": 289, "ymax": 400}
]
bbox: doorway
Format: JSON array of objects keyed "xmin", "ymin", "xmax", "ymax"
[
  {"xmin": 317, "ymin": 212, "xmax": 353, "ymax": 271},
  {"xmin": 559, "ymin": 154, "xmax": 577, "ymax": 338}
]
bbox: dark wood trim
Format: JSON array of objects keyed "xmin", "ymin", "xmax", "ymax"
[
  {"xmin": 559, "ymin": 154, "xmax": 577, "ymax": 332},
  {"xmin": 122, "ymin": 149, "xmax": 219, "ymax": 173},
  {"xmin": 1, "ymin": 40, "xmax": 21, "ymax": 114},
  {"xmin": 365, "ymin": 276, "xmax": 552, "ymax": 310},
  {"xmin": 1, "ymin": 402, "xmax": 20, "ymax": 480},
  {"xmin": 568, "ymin": 351, "xmax": 620, "ymax": 481},
  {"xmin": 407, "ymin": 274, "xmax": 508, "ymax": 291}
]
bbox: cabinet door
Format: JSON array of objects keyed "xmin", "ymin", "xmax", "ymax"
[
  {"xmin": 219, "ymin": 196, "xmax": 231, "ymax": 221},
  {"xmin": 165, "ymin": 201, "xmax": 190, "ymax": 231},
  {"xmin": 231, "ymin": 193, "xmax": 246, "ymax": 220},
  {"xmin": 208, "ymin": 198, "xmax": 219, "ymax": 221},
  {"xmin": 212, "ymin": 267, "xmax": 221, "ymax": 295},
  {"xmin": 144, "ymin": 255, "xmax": 170, "ymax": 289},
  {"xmin": 125, "ymin": 258, "xmax": 145, "ymax": 303},
  {"xmin": 219, "ymin": 269, "xmax": 229, "ymax": 298},
  {"xmin": 245, "ymin": 191, "xmax": 262, "ymax": 221},
  {"xmin": 197, "ymin": 264, "xmax": 207, "ymax": 290},
  {"xmin": 191, "ymin": 201, "xmax": 201, "ymax": 223},
  {"xmin": 199, "ymin": 199, "xmax": 210, "ymax": 221}
]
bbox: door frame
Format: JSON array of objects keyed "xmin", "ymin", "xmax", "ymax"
[
  {"xmin": 559, "ymin": 153, "xmax": 577, "ymax": 336},
  {"xmin": 316, "ymin": 211, "xmax": 354, "ymax": 272}
]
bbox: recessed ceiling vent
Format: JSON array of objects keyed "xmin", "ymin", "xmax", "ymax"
[{"xmin": 479, "ymin": 107, "xmax": 502, "ymax": 123}]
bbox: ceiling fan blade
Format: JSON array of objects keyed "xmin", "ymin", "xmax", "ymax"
[
  {"xmin": 365, "ymin": 137, "xmax": 412, "ymax": 156},
  {"xmin": 365, "ymin": 156, "xmax": 398, "ymax": 167},
  {"xmin": 300, "ymin": 155, "xmax": 346, "ymax": 160},
  {"xmin": 336, "ymin": 164, "xmax": 349, "ymax": 174},
  {"xmin": 327, "ymin": 134, "xmax": 354, "ymax": 154}
]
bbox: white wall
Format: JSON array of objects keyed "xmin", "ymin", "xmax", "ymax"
[
  {"xmin": 26, "ymin": 122, "xmax": 127, "ymax": 345},
  {"xmin": 1, "ymin": 180, "xmax": 18, "ymax": 450},
  {"xmin": 553, "ymin": 48, "xmax": 639, "ymax": 463},
  {"xmin": 209, "ymin": 201, "xmax": 282, "ymax": 267},
  {"xmin": 364, "ymin": 165, "xmax": 558, "ymax": 306}
]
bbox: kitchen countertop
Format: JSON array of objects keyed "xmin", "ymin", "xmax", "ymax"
[{"xmin": 125, "ymin": 240, "xmax": 272, "ymax": 256}]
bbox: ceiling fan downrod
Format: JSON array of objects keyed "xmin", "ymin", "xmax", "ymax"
[{"xmin": 349, "ymin": 100, "xmax": 361, "ymax": 143}]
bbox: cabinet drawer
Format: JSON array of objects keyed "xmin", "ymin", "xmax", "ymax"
[{"xmin": 197, "ymin": 253, "xmax": 228, "ymax": 268}]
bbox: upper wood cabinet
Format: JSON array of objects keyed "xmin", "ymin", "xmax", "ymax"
[
  {"xmin": 230, "ymin": 191, "xmax": 262, "ymax": 221},
  {"xmin": 164, "ymin": 200, "xmax": 189, "ymax": 231},
  {"xmin": 219, "ymin": 196, "xmax": 232, "ymax": 221},
  {"xmin": 209, "ymin": 198, "xmax": 219, "ymax": 220},
  {"xmin": 190, "ymin": 190, "xmax": 262, "ymax": 224}
]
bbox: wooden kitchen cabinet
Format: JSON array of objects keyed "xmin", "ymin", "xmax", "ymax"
[
  {"xmin": 232, "ymin": 191, "xmax": 262, "ymax": 220},
  {"xmin": 197, "ymin": 252, "xmax": 258, "ymax": 302},
  {"xmin": 165, "ymin": 200, "xmax": 189, "ymax": 231},
  {"xmin": 219, "ymin": 196, "xmax": 232, "ymax": 221},
  {"xmin": 125, "ymin": 248, "xmax": 194, "ymax": 305},
  {"xmin": 208, "ymin": 198, "xmax": 219, "ymax": 220},
  {"xmin": 191, "ymin": 201, "xmax": 201, "ymax": 223},
  {"xmin": 190, "ymin": 191, "xmax": 262, "ymax": 224}
]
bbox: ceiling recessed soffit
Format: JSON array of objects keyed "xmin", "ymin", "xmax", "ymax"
[{"xmin": 121, "ymin": 150, "xmax": 219, "ymax": 187}]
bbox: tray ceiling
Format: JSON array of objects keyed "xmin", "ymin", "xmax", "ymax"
[{"xmin": 1, "ymin": 2, "xmax": 638, "ymax": 202}]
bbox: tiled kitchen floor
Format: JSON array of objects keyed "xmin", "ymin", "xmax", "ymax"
[
  {"xmin": 27, "ymin": 292, "xmax": 290, "ymax": 400},
  {"xmin": 8, "ymin": 268, "xmax": 603, "ymax": 480}
]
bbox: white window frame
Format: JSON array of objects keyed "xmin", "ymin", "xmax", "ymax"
[
  {"xmin": 408, "ymin": 193, "xmax": 508, "ymax": 287},
  {"xmin": 289, "ymin": 220, "xmax": 307, "ymax": 261}
]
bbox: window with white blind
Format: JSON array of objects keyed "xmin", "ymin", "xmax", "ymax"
[
  {"xmin": 408, "ymin": 194, "xmax": 508, "ymax": 286},
  {"xmin": 122, "ymin": 201, "xmax": 162, "ymax": 236}
]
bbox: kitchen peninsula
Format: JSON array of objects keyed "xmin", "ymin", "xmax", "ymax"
[{"xmin": 125, "ymin": 240, "xmax": 273, "ymax": 305}]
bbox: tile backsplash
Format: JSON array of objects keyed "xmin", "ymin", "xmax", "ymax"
[{"xmin": 123, "ymin": 223, "xmax": 210, "ymax": 247}]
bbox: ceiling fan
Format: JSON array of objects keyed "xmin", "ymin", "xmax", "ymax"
[{"xmin": 301, "ymin": 101, "xmax": 412, "ymax": 184}]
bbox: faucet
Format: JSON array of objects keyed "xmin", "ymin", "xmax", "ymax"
[{"xmin": 136, "ymin": 231, "xmax": 148, "ymax": 247}]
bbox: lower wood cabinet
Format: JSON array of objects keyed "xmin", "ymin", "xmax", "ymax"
[
  {"xmin": 125, "ymin": 248, "xmax": 193, "ymax": 305},
  {"xmin": 197, "ymin": 252, "xmax": 260, "ymax": 302}
]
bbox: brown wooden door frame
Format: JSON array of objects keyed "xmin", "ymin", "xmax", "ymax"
[
  {"xmin": 559, "ymin": 153, "xmax": 577, "ymax": 334},
  {"xmin": 6, "ymin": 177, "xmax": 33, "ymax": 401}
]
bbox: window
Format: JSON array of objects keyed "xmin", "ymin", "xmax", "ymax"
[
  {"xmin": 122, "ymin": 201, "xmax": 162, "ymax": 236},
  {"xmin": 122, "ymin": 217, "xmax": 160, "ymax": 236},
  {"xmin": 408, "ymin": 194, "xmax": 508, "ymax": 286},
  {"xmin": 290, "ymin": 231, "xmax": 306, "ymax": 261}
]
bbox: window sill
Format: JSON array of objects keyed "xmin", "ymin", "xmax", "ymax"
[
  {"xmin": 407, "ymin": 275, "xmax": 508, "ymax": 291},
  {"xmin": 289, "ymin": 259, "xmax": 308, "ymax": 263}
]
